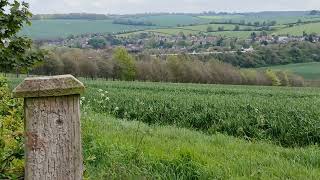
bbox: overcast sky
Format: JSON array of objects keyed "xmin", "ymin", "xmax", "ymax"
[{"xmin": 23, "ymin": 0, "xmax": 320, "ymax": 14}]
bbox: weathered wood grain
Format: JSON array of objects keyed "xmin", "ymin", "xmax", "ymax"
[{"xmin": 13, "ymin": 75, "xmax": 84, "ymax": 180}]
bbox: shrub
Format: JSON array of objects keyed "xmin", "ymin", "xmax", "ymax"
[
  {"xmin": 265, "ymin": 69, "xmax": 281, "ymax": 86},
  {"xmin": 0, "ymin": 76, "xmax": 24, "ymax": 179}
]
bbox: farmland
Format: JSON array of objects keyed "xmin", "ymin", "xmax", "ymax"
[
  {"xmin": 63, "ymin": 79, "xmax": 320, "ymax": 178},
  {"xmin": 6, "ymin": 77, "xmax": 320, "ymax": 178},
  {"xmin": 19, "ymin": 15, "xmax": 211, "ymax": 39},
  {"xmin": 127, "ymin": 14, "xmax": 211, "ymax": 27},
  {"xmin": 259, "ymin": 62, "xmax": 320, "ymax": 80},
  {"xmin": 118, "ymin": 24, "xmax": 258, "ymax": 38},
  {"xmin": 82, "ymin": 80, "xmax": 320, "ymax": 147},
  {"xmin": 83, "ymin": 112, "xmax": 320, "ymax": 179},
  {"xmin": 274, "ymin": 22, "xmax": 320, "ymax": 36},
  {"xmin": 198, "ymin": 13, "xmax": 320, "ymax": 24},
  {"xmin": 19, "ymin": 19, "xmax": 159, "ymax": 39},
  {"xmin": 19, "ymin": 13, "xmax": 320, "ymax": 40}
]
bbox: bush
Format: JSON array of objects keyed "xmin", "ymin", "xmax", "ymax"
[
  {"xmin": 265, "ymin": 69, "xmax": 281, "ymax": 86},
  {"xmin": 0, "ymin": 76, "xmax": 24, "ymax": 179}
]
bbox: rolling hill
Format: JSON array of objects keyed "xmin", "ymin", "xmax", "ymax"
[{"xmin": 259, "ymin": 62, "xmax": 320, "ymax": 80}]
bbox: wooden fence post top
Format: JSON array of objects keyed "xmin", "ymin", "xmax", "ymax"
[{"xmin": 13, "ymin": 74, "xmax": 85, "ymax": 98}]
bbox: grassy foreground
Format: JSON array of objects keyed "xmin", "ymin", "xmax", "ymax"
[
  {"xmin": 84, "ymin": 80, "xmax": 320, "ymax": 147},
  {"xmin": 82, "ymin": 111, "xmax": 320, "ymax": 179}
]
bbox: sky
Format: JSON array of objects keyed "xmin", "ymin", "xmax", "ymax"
[{"xmin": 23, "ymin": 0, "xmax": 320, "ymax": 14}]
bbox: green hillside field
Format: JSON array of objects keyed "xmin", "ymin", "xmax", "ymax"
[
  {"xmin": 118, "ymin": 24, "xmax": 259, "ymax": 38},
  {"xmin": 20, "ymin": 19, "xmax": 159, "ymax": 39},
  {"xmin": 198, "ymin": 14, "xmax": 320, "ymax": 24},
  {"xmin": 258, "ymin": 62, "xmax": 320, "ymax": 80},
  {"xmin": 20, "ymin": 14, "xmax": 320, "ymax": 40},
  {"xmin": 129, "ymin": 14, "xmax": 211, "ymax": 27},
  {"xmin": 274, "ymin": 22, "xmax": 320, "ymax": 36}
]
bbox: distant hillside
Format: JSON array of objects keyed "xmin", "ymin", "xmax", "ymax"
[
  {"xmin": 32, "ymin": 13, "xmax": 110, "ymax": 20},
  {"xmin": 259, "ymin": 62, "xmax": 320, "ymax": 80},
  {"xmin": 20, "ymin": 19, "xmax": 159, "ymax": 40},
  {"xmin": 21, "ymin": 11, "xmax": 320, "ymax": 40}
]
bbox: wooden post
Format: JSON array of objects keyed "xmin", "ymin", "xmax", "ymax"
[{"xmin": 13, "ymin": 75, "xmax": 85, "ymax": 180}]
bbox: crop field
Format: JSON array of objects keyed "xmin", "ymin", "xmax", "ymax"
[
  {"xmin": 259, "ymin": 62, "xmax": 320, "ymax": 80},
  {"xmin": 207, "ymin": 30, "xmax": 258, "ymax": 38},
  {"xmin": 179, "ymin": 24, "xmax": 255, "ymax": 31},
  {"xmin": 7, "ymin": 77, "xmax": 320, "ymax": 178},
  {"xmin": 198, "ymin": 14, "xmax": 320, "ymax": 24},
  {"xmin": 19, "ymin": 14, "xmax": 320, "ymax": 40},
  {"xmin": 274, "ymin": 22, "xmax": 320, "ymax": 36},
  {"xmin": 119, "ymin": 25, "xmax": 259, "ymax": 38},
  {"xmin": 20, "ymin": 19, "xmax": 159, "ymax": 39},
  {"xmin": 83, "ymin": 112, "xmax": 320, "ymax": 179},
  {"xmin": 129, "ymin": 14, "xmax": 211, "ymax": 27},
  {"xmin": 147, "ymin": 28, "xmax": 199, "ymax": 35},
  {"xmin": 81, "ymin": 79, "xmax": 320, "ymax": 178},
  {"xmin": 82, "ymin": 80, "xmax": 320, "ymax": 147}
]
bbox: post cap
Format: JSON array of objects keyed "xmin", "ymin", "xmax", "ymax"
[{"xmin": 13, "ymin": 75, "xmax": 85, "ymax": 98}]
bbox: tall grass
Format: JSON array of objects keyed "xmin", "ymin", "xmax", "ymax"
[
  {"xmin": 84, "ymin": 80, "xmax": 320, "ymax": 147},
  {"xmin": 82, "ymin": 111, "xmax": 320, "ymax": 179}
]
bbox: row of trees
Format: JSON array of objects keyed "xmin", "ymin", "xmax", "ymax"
[
  {"xmin": 32, "ymin": 13, "xmax": 109, "ymax": 20},
  {"xmin": 209, "ymin": 20, "xmax": 277, "ymax": 27},
  {"xmin": 214, "ymin": 42, "xmax": 320, "ymax": 68},
  {"xmin": 206, "ymin": 25, "xmax": 255, "ymax": 32},
  {"xmin": 32, "ymin": 47, "xmax": 304, "ymax": 86},
  {"xmin": 113, "ymin": 19, "xmax": 155, "ymax": 26}
]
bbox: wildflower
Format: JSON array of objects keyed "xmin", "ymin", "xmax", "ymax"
[
  {"xmin": 115, "ymin": 107, "xmax": 119, "ymax": 111},
  {"xmin": 98, "ymin": 89, "xmax": 103, "ymax": 92},
  {"xmin": 105, "ymin": 97, "xmax": 110, "ymax": 101}
]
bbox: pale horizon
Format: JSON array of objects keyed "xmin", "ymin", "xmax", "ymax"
[{"xmin": 23, "ymin": 0, "xmax": 320, "ymax": 15}]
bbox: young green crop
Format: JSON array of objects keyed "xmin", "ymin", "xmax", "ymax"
[
  {"xmin": 82, "ymin": 111, "xmax": 320, "ymax": 179},
  {"xmin": 83, "ymin": 80, "xmax": 320, "ymax": 147}
]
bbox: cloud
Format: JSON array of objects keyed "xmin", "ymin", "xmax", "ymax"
[{"xmin": 23, "ymin": 0, "xmax": 320, "ymax": 14}]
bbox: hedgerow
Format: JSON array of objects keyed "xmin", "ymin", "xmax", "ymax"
[{"xmin": 0, "ymin": 76, "xmax": 24, "ymax": 179}]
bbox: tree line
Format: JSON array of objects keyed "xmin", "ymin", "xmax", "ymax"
[
  {"xmin": 31, "ymin": 13, "xmax": 110, "ymax": 20},
  {"xmin": 32, "ymin": 47, "xmax": 304, "ymax": 86},
  {"xmin": 213, "ymin": 42, "xmax": 320, "ymax": 68},
  {"xmin": 113, "ymin": 19, "xmax": 155, "ymax": 26}
]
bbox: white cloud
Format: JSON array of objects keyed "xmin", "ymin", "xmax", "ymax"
[{"xmin": 22, "ymin": 0, "xmax": 320, "ymax": 14}]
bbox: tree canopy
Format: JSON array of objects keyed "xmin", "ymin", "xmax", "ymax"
[{"xmin": 0, "ymin": 0, "xmax": 45, "ymax": 73}]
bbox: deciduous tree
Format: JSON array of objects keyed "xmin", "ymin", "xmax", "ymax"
[{"xmin": 0, "ymin": 0, "xmax": 45, "ymax": 74}]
